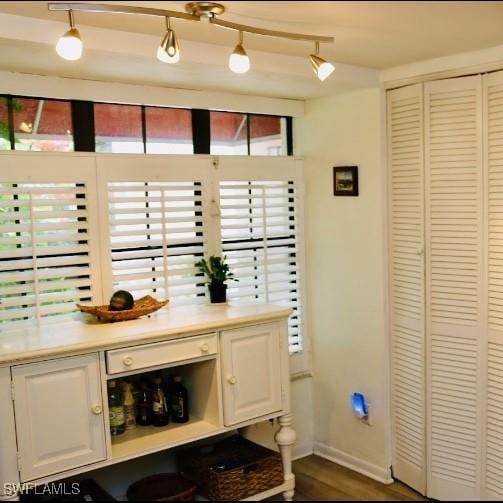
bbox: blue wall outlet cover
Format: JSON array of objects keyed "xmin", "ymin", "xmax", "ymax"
[{"xmin": 352, "ymin": 392, "xmax": 367, "ymax": 418}]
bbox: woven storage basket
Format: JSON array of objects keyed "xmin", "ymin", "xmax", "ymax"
[
  {"xmin": 176, "ymin": 435, "xmax": 283, "ymax": 501},
  {"xmin": 77, "ymin": 295, "xmax": 168, "ymax": 322},
  {"xmin": 126, "ymin": 473, "xmax": 196, "ymax": 502}
]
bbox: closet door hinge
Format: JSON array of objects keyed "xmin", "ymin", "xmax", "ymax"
[
  {"xmin": 16, "ymin": 452, "xmax": 22, "ymax": 472},
  {"xmin": 10, "ymin": 381, "xmax": 15, "ymax": 401}
]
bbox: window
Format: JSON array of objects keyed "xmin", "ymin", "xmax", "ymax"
[
  {"xmin": 210, "ymin": 111, "xmax": 248, "ymax": 155},
  {"xmin": 0, "ymin": 94, "xmax": 293, "ymax": 156},
  {"xmin": 0, "ymin": 182, "xmax": 93, "ymax": 326},
  {"xmin": 13, "ymin": 98, "xmax": 74, "ymax": 152},
  {"xmin": 94, "ymin": 103, "xmax": 143, "ymax": 153},
  {"xmin": 145, "ymin": 107, "xmax": 193, "ymax": 155},
  {"xmin": 250, "ymin": 115, "xmax": 287, "ymax": 156},
  {"xmin": 106, "ymin": 181, "xmax": 206, "ymax": 306},
  {"xmin": 0, "ymin": 98, "xmax": 10, "ymax": 150},
  {"xmin": 219, "ymin": 180, "xmax": 303, "ymax": 353}
]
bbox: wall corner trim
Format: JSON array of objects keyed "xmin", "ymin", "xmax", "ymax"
[{"xmin": 313, "ymin": 442, "xmax": 393, "ymax": 485}]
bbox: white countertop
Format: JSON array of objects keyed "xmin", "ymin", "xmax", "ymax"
[{"xmin": 0, "ymin": 303, "xmax": 292, "ymax": 365}]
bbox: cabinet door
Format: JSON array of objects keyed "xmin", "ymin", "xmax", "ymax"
[
  {"xmin": 221, "ymin": 323, "xmax": 282, "ymax": 426},
  {"xmin": 12, "ymin": 354, "xmax": 106, "ymax": 481}
]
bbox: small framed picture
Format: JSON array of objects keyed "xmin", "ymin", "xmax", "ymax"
[{"xmin": 333, "ymin": 166, "xmax": 359, "ymax": 196}]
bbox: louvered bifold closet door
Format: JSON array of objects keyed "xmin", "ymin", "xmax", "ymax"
[
  {"xmin": 425, "ymin": 75, "xmax": 483, "ymax": 500},
  {"xmin": 484, "ymin": 69, "xmax": 503, "ymax": 501},
  {"xmin": 387, "ymin": 84, "xmax": 426, "ymax": 495}
]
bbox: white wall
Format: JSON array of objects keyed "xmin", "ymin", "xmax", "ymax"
[{"xmin": 299, "ymin": 88, "xmax": 390, "ymax": 480}]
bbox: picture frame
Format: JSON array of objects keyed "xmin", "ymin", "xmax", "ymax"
[{"xmin": 333, "ymin": 166, "xmax": 359, "ymax": 196}]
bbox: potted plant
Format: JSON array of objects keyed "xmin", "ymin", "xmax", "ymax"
[{"xmin": 195, "ymin": 255, "xmax": 237, "ymax": 304}]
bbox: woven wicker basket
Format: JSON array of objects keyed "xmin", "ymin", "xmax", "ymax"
[
  {"xmin": 177, "ymin": 435, "xmax": 284, "ymax": 501},
  {"xmin": 77, "ymin": 295, "xmax": 169, "ymax": 322}
]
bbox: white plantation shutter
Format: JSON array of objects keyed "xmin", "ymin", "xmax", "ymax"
[
  {"xmin": 219, "ymin": 179, "xmax": 303, "ymax": 353},
  {"xmin": 106, "ymin": 181, "xmax": 205, "ymax": 305},
  {"xmin": 387, "ymin": 83, "xmax": 426, "ymax": 494},
  {"xmin": 485, "ymin": 69, "xmax": 503, "ymax": 500},
  {"xmin": 425, "ymin": 75, "xmax": 483, "ymax": 500},
  {"xmin": 96, "ymin": 157, "xmax": 210, "ymax": 308},
  {"xmin": 0, "ymin": 155, "xmax": 100, "ymax": 327}
]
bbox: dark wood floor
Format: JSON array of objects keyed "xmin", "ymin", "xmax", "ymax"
[{"xmin": 286, "ymin": 455, "xmax": 426, "ymax": 501}]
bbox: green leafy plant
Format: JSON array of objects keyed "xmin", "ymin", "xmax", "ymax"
[{"xmin": 195, "ymin": 255, "xmax": 237, "ymax": 285}]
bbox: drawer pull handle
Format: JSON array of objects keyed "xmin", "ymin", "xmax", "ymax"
[
  {"xmin": 200, "ymin": 343, "xmax": 210, "ymax": 353},
  {"xmin": 123, "ymin": 356, "xmax": 134, "ymax": 367},
  {"xmin": 227, "ymin": 376, "xmax": 238, "ymax": 385},
  {"xmin": 92, "ymin": 404, "xmax": 103, "ymax": 415}
]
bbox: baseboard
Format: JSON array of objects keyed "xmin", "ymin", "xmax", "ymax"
[
  {"xmin": 293, "ymin": 441, "xmax": 314, "ymax": 461},
  {"xmin": 313, "ymin": 442, "xmax": 393, "ymax": 485}
]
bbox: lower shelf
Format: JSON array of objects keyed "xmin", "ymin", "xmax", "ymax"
[{"xmin": 111, "ymin": 417, "xmax": 221, "ymax": 461}]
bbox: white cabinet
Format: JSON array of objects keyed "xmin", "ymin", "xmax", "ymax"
[
  {"xmin": 221, "ymin": 323, "xmax": 283, "ymax": 426},
  {"xmin": 12, "ymin": 354, "xmax": 107, "ymax": 482}
]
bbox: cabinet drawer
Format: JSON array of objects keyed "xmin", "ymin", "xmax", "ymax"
[{"xmin": 106, "ymin": 333, "xmax": 217, "ymax": 374}]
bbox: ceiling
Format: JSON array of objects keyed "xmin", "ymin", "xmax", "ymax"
[{"xmin": 1, "ymin": 1, "xmax": 503, "ymax": 99}]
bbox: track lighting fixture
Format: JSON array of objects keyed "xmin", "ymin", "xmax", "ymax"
[
  {"xmin": 309, "ymin": 41, "xmax": 335, "ymax": 81},
  {"xmin": 157, "ymin": 17, "xmax": 180, "ymax": 64},
  {"xmin": 55, "ymin": 10, "xmax": 82, "ymax": 61},
  {"xmin": 49, "ymin": 2, "xmax": 335, "ymax": 81},
  {"xmin": 229, "ymin": 31, "xmax": 250, "ymax": 74}
]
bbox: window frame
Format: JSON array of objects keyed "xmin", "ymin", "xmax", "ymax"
[{"xmin": 0, "ymin": 95, "xmax": 293, "ymax": 157}]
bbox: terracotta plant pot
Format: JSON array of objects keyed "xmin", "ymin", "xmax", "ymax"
[{"xmin": 208, "ymin": 282, "xmax": 227, "ymax": 303}]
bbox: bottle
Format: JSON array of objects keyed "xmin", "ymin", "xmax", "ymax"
[
  {"xmin": 170, "ymin": 376, "xmax": 189, "ymax": 423},
  {"xmin": 137, "ymin": 381, "xmax": 152, "ymax": 426},
  {"xmin": 122, "ymin": 381, "xmax": 137, "ymax": 430},
  {"xmin": 108, "ymin": 380, "xmax": 125, "ymax": 436},
  {"xmin": 152, "ymin": 376, "xmax": 170, "ymax": 427}
]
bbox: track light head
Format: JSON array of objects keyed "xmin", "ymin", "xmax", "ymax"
[
  {"xmin": 229, "ymin": 31, "xmax": 250, "ymax": 74},
  {"xmin": 157, "ymin": 17, "xmax": 180, "ymax": 64},
  {"xmin": 56, "ymin": 10, "xmax": 82, "ymax": 61},
  {"xmin": 309, "ymin": 41, "xmax": 334, "ymax": 81}
]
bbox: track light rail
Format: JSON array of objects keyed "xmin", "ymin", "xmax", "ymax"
[
  {"xmin": 48, "ymin": 2, "xmax": 334, "ymax": 43},
  {"xmin": 48, "ymin": 3, "xmax": 200, "ymax": 22},
  {"xmin": 209, "ymin": 18, "xmax": 334, "ymax": 44}
]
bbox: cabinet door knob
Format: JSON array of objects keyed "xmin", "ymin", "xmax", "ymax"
[
  {"xmin": 200, "ymin": 343, "xmax": 210, "ymax": 353},
  {"xmin": 227, "ymin": 376, "xmax": 237, "ymax": 385},
  {"xmin": 92, "ymin": 404, "xmax": 103, "ymax": 415},
  {"xmin": 123, "ymin": 356, "xmax": 134, "ymax": 367}
]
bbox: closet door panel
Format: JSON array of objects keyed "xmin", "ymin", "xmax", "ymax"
[
  {"xmin": 485, "ymin": 69, "xmax": 503, "ymax": 500},
  {"xmin": 425, "ymin": 75, "xmax": 483, "ymax": 500},
  {"xmin": 387, "ymin": 83, "xmax": 426, "ymax": 494}
]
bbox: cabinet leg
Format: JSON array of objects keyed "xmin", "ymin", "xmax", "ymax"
[{"xmin": 275, "ymin": 414, "xmax": 296, "ymax": 501}]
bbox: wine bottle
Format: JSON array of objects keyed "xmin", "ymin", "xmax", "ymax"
[
  {"xmin": 122, "ymin": 381, "xmax": 137, "ymax": 430},
  {"xmin": 137, "ymin": 381, "xmax": 152, "ymax": 426},
  {"xmin": 152, "ymin": 376, "xmax": 170, "ymax": 427},
  {"xmin": 170, "ymin": 376, "xmax": 189, "ymax": 423},
  {"xmin": 108, "ymin": 380, "xmax": 125, "ymax": 436}
]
